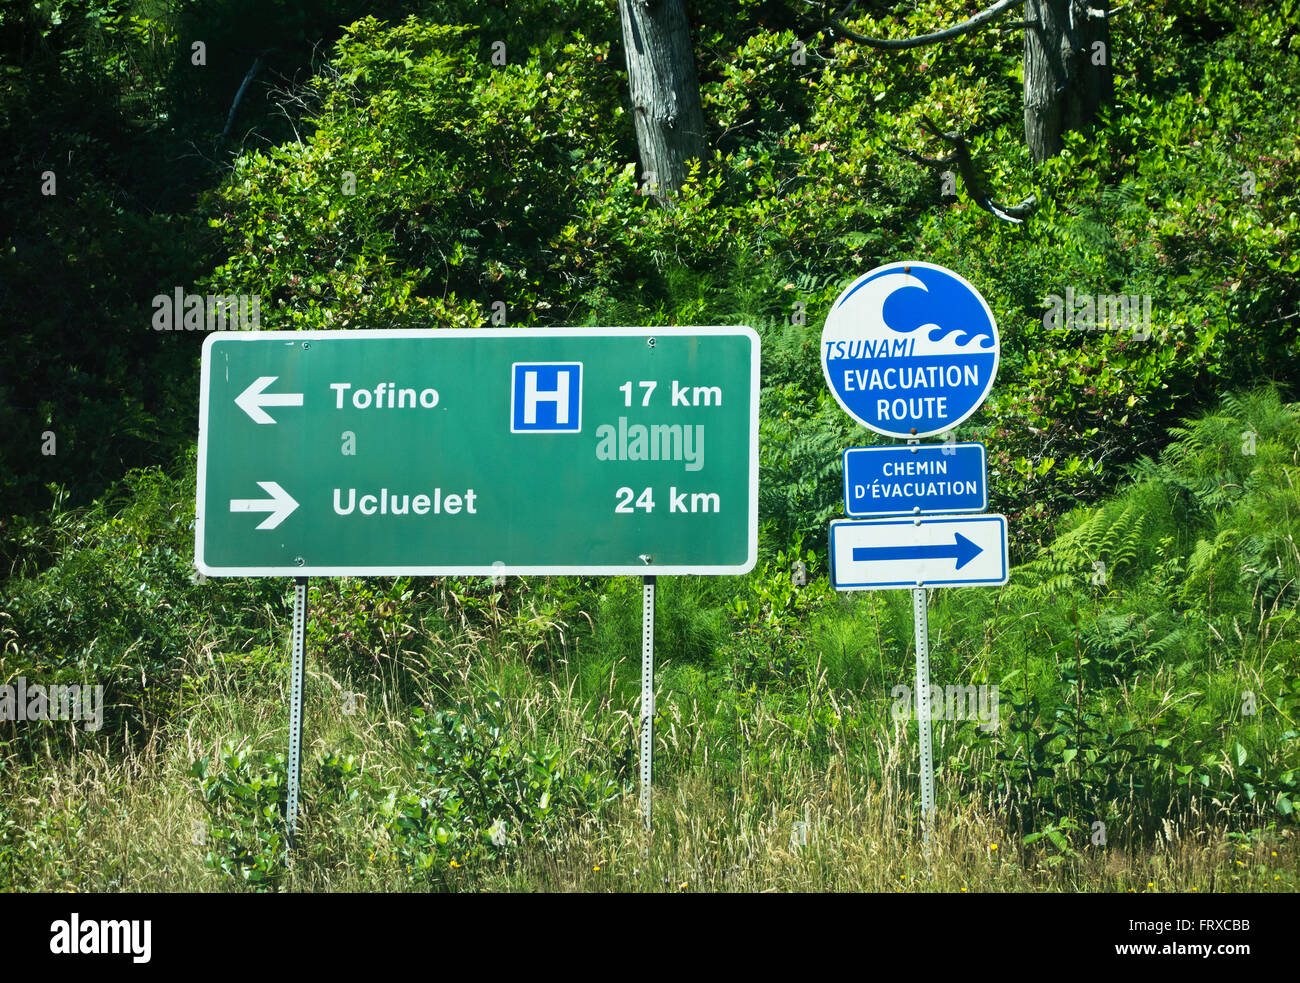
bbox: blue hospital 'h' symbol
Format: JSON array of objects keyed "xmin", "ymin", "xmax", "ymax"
[{"xmin": 511, "ymin": 362, "xmax": 582, "ymax": 432}]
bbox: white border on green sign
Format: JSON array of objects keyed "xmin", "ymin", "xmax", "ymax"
[{"xmin": 195, "ymin": 326, "xmax": 760, "ymax": 578}]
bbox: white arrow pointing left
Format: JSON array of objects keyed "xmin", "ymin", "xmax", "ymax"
[
  {"xmin": 235, "ymin": 376, "xmax": 303, "ymax": 424},
  {"xmin": 230, "ymin": 481, "xmax": 299, "ymax": 530}
]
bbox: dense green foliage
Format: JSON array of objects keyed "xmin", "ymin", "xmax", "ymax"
[{"xmin": 4, "ymin": 1, "xmax": 1298, "ymax": 545}]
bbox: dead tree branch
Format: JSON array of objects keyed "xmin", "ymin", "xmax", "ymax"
[
  {"xmin": 898, "ymin": 115, "xmax": 1038, "ymax": 224},
  {"xmin": 826, "ymin": 0, "xmax": 1022, "ymax": 50},
  {"xmin": 219, "ymin": 48, "xmax": 278, "ymax": 149}
]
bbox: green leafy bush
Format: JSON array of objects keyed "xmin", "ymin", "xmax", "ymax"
[
  {"xmin": 378, "ymin": 701, "xmax": 618, "ymax": 878},
  {"xmin": 1, "ymin": 463, "xmax": 287, "ymax": 748},
  {"xmin": 191, "ymin": 742, "xmax": 290, "ymax": 890}
]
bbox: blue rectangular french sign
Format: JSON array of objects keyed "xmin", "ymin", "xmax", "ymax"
[{"xmin": 842, "ymin": 442, "xmax": 987, "ymax": 517}]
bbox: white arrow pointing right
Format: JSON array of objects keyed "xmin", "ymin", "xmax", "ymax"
[
  {"xmin": 235, "ymin": 376, "xmax": 303, "ymax": 424},
  {"xmin": 230, "ymin": 481, "xmax": 299, "ymax": 530}
]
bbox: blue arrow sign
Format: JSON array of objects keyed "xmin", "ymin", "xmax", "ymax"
[
  {"xmin": 852, "ymin": 532, "xmax": 982, "ymax": 569},
  {"xmin": 830, "ymin": 515, "xmax": 1009, "ymax": 590},
  {"xmin": 843, "ymin": 442, "xmax": 986, "ymax": 517}
]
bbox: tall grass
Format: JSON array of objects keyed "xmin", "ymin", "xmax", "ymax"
[{"xmin": 0, "ymin": 643, "xmax": 1292, "ymax": 892}]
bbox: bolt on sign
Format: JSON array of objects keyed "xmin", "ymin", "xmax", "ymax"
[{"xmin": 195, "ymin": 328, "xmax": 759, "ymax": 577}]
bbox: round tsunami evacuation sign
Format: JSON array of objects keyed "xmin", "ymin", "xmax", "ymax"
[{"xmin": 821, "ymin": 261, "xmax": 999, "ymax": 438}]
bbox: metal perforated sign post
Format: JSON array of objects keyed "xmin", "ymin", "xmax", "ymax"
[
  {"xmin": 830, "ymin": 498, "xmax": 1009, "ymax": 844},
  {"xmin": 287, "ymin": 577, "xmax": 307, "ymax": 847},
  {"xmin": 911, "ymin": 586, "xmax": 935, "ymax": 840},
  {"xmin": 640, "ymin": 576, "xmax": 655, "ymax": 830}
]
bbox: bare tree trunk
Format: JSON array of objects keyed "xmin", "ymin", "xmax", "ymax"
[
  {"xmin": 1023, "ymin": 0, "xmax": 1112, "ymax": 161},
  {"xmin": 617, "ymin": 0, "xmax": 707, "ymax": 203}
]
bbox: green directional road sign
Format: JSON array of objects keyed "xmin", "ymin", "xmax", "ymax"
[{"xmin": 195, "ymin": 328, "xmax": 759, "ymax": 577}]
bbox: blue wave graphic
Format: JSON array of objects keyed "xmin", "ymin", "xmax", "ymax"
[{"xmin": 859, "ymin": 266, "xmax": 995, "ymax": 349}]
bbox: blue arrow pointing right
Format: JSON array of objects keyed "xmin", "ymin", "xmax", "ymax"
[{"xmin": 852, "ymin": 532, "xmax": 983, "ymax": 570}]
